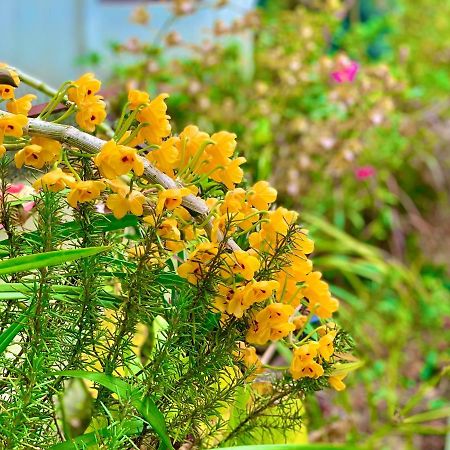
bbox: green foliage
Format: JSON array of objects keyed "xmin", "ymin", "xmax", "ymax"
[
  {"xmin": 102, "ymin": 2, "xmax": 450, "ymax": 447},
  {"xmin": 53, "ymin": 370, "xmax": 172, "ymax": 449},
  {"xmin": 0, "ymin": 247, "xmax": 109, "ymax": 275}
]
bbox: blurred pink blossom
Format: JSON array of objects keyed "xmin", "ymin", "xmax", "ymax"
[
  {"xmin": 355, "ymin": 166, "xmax": 376, "ymax": 180},
  {"xmin": 6, "ymin": 184, "xmax": 25, "ymax": 194},
  {"xmin": 95, "ymin": 202, "xmax": 109, "ymax": 214},
  {"xmin": 331, "ymin": 60, "xmax": 360, "ymax": 83},
  {"xmin": 23, "ymin": 201, "xmax": 35, "ymax": 212}
]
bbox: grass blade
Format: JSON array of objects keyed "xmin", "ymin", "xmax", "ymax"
[
  {"xmin": 0, "ymin": 305, "xmax": 31, "ymax": 353},
  {"xmin": 0, "ymin": 247, "xmax": 110, "ymax": 275}
]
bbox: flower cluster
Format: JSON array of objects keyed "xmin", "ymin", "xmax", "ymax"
[
  {"xmin": 0, "ymin": 68, "xmax": 351, "ymax": 392},
  {"xmin": 68, "ymin": 73, "xmax": 107, "ymax": 132},
  {"xmin": 0, "ymin": 65, "xmax": 28, "ymax": 156},
  {"xmin": 178, "ymin": 184, "xmax": 341, "ymax": 381}
]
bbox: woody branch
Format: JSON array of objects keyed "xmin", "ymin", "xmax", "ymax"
[{"xmin": 0, "ymin": 111, "xmax": 240, "ymax": 250}]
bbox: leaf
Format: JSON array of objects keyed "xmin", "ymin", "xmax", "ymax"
[
  {"xmin": 302, "ymin": 212, "xmax": 382, "ymax": 259},
  {"xmin": 0, "ymin": 214, "xmax": 139, "ymax": 246},
  {"xmin": 0, "ymin": 282, "xmax": 120, "ymax": 306},
  {"xmin": 48, "ymin": 418, "xmax": 143, "ymax": 449},
  {"xmin": 156, "ymin": 272, "xmax": 188, "ymax": 288},
  {"xmin": 403, "ymin": 406, "xmax": 450, "ymax": 424},
  {"xmin": 0, "ymin": 305, "xmax": 32, "ymax": 353},
  {"xmin": 0, "ymin": 247, "xmax": 110, "ymax": 275},
  {"xmin": 53, "ymin": 371, "xmax": 172, "ymax": 449}
]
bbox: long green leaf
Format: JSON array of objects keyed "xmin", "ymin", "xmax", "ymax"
[
  {"xmin": 53, "ymin": 370, "xmax": 172, "ymax": 449},
  {"xmin": 302, "ymin": 212, "xmax": 382, "ymax": 259},
  {"xmin": 403, "ymin": 406, "xmax": 450, "ymax": 424},
  {"xmin": 48, "ymin": 418, "xmax": 143, "ymax": 449},
  {"xmin": 0, "ymin": 282, "xmax": 121, "ymax": 309},
  {"xmin": 0, "ymin": 305, "xmax": 31, "ymax": 353},
  {"xmin": 0, "ymin": 215, "xmax": 139, "ymax": 246},
  {"xmin": 0, "ymin": 247, "xmax": 110, "ymax": 275}
]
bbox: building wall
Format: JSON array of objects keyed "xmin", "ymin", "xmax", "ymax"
[{"xmin": 1, "ymin": 0, "xmax": 255, "ymax": 90}]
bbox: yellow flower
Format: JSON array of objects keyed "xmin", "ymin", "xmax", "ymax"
[
  {"xmin": 292, "ymin": 229, "xmax": 315, "ymax": 256},
  {"xmin": 106, "ymin": 191, "xmax": 146, "ymax": 219},
  {"xmin": 220, "ymin": 188, "xmax": 246, "ymax": 214},
  {"xmin": 211, "ymin": 156, "xmax": 246, "ymax": 190},
  {"xmin": 234, "ymin": 342, "xmax": 264, "ymax": 380},
  {"xmin": 0, "ymin": 67, "xmax": 19, "ymax": 99},
  {"xmin": 128, "ymin": 89, "xmax": 150, "ymax": 110},
  {"xmin": 94, "ymin": 139, "xmax": 144, "ymax": 179},
  {"xmin": 0, "ymin": 85, "xmax": 14, "ymax": 100},
  {"xmin": 144, "ymin": 217, "xmax": 184, "ymax": 252},
  {"xmin": 318, "ymin": 332, "xmax": 336, "ymax": 362},
  {"xmin": 241, "ymin": 346, "xmax": 263, "ymax": 372},
  {"xmin": 211, "ymin": 214, "xmax": 238, "ymax": 243},
  {"xmin": 293, "ymin": 315, "xmax": 308, "ymax": 330},
  {"xmin": 137, "ymin": 93, "xmax": 171, "ymax": 144},
  {"xmin": 67, "ymin": 180, "xmax": 105, "ymax": 208},
  {"xmin": 176, "ymin": 125, "xmax": 210, "ymax": 170},
  {"xmin": 15, "ymin": 137, "xmax": 62, "ymax": 169},
  {"xmin": 75, "ymin": 96, "xmax": 107, "ymax": 132},
  {"xmin": 235, "ymin": 207, "xmax": 259, "ymax": 232},
  {"xmin": 177, "ymin": 260, "xmax": 203, "ymax": 284},
  {"xmin": 156, "ymin": 187, "xmax": 191, "ymax": 214},
  {"xmin": 105, "ymin": 177, "xmax": 129, "ymax": 196},
  {"xmin": 247, "ymin": 181, "xmax": 277, "ymax": 211},
  {"xmin": 316, "ymin": 296, "xmax": 339, "ymax": 319},
  {"xmin": 250, "ymin": 209, "xmax": 299, "ymax": 253},
  {"xmin": 0, "ymin": 114, "xmax": 28, "ymax": 141},
  {"xmin": 204, "ymin": 131, "xmax": 237, "ymax": 167},
  {"xmin": 68, "ymin": 73, "xmax": 101, "ymax": 105},
  {"xmin": 6, "ymin": 94, "xmax": 36, "ymax": 115},
  {"xmin": 292, "ymin": 360, "xmax": 324, "ymax": 380},
  {"xmin": 33, "ymin": 168, "xmax": 76, "ymax": 192},
  {"xmin": 0, "ymin": 145, "xmax": 5, "ymax": 158},
  {"xmin": 266, "ymin": 207, "xmax": 299, "ymax": 236},
  {"xmin": 242, "ymin": 280, "xmax": 279, "ymax": 305},
  {"xmin": 246, "ymin": 303, "xmax": 295, "ymax": 345},
  {"xmin": 177, "ymin": 242, "xmax": 218, "ymax": 284},
  {"xmin": 215, "ymin": 280, "xmax": 279, "ymax": 319},
  {"xmin": 281, "ymin": 252, "xmax": 313, "ymax": 282},
  {"xmin": 290, "ymin": 342, "xmax": 324, "ymax": 380},
  {"xmin": 219, "ymin": 285, "xmax": 247, "ymax": 318},
  {"xmin": 299, "ymin": 271, "xmax": 339, "ymax": 318},
  {"xmin": 328, "ymin": 373, "xmax": 347, "ymax": 391},
  {"xmin": 131, "ymin": 322, "xmax": 151, "ymax": 364},
  {"xmin": 222, "ymin": 250, "xmax": 260, "ymax": 281},
  {"xmin": 146, "ymin": 137, "xmax": 180, "ymax": 178}
]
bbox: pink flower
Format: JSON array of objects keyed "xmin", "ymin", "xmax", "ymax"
[
  {"xmin": 6, "ymin": 183, "xmax": 25, "ymax": 194},
  {"xmin": 22, "ymin": 201, "xmax": 35, "ymax": 212},
  {"xmin": 331, "ymin": 60, "xmax": 359, "ymax": 83},
  {"xmin": 95, "ymin": 202, "xmax": 109, "ymax": 214},
  {"xmin": 355, "ymin": 166, "xmax": 376, "ymax": 180}
]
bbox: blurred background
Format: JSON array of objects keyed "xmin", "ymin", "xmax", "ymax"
[{"xmin": 3, "ymin": 1, "xmax": 449, "ymax": 449}]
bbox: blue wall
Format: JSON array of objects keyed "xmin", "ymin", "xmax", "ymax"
[{"xmin": 2, "ymin": 0, "xmax": 255, "ymax": 89}]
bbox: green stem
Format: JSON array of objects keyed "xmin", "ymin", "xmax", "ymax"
[
  {"xmin": 63, "ymin": 151, "xmax": 82, "ymax": 181},
  {"xmin": 52, "ymin": 104, "xmax": 76, "ymax": 124}
]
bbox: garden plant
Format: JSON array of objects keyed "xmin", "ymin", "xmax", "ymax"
[
  {"xmin": 90, "ymin": 0, "xmax": 450, "ymax": 449},
  {"xmin": 0, "ymin": 64, "xmax": 356, "ymax": 449}
]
